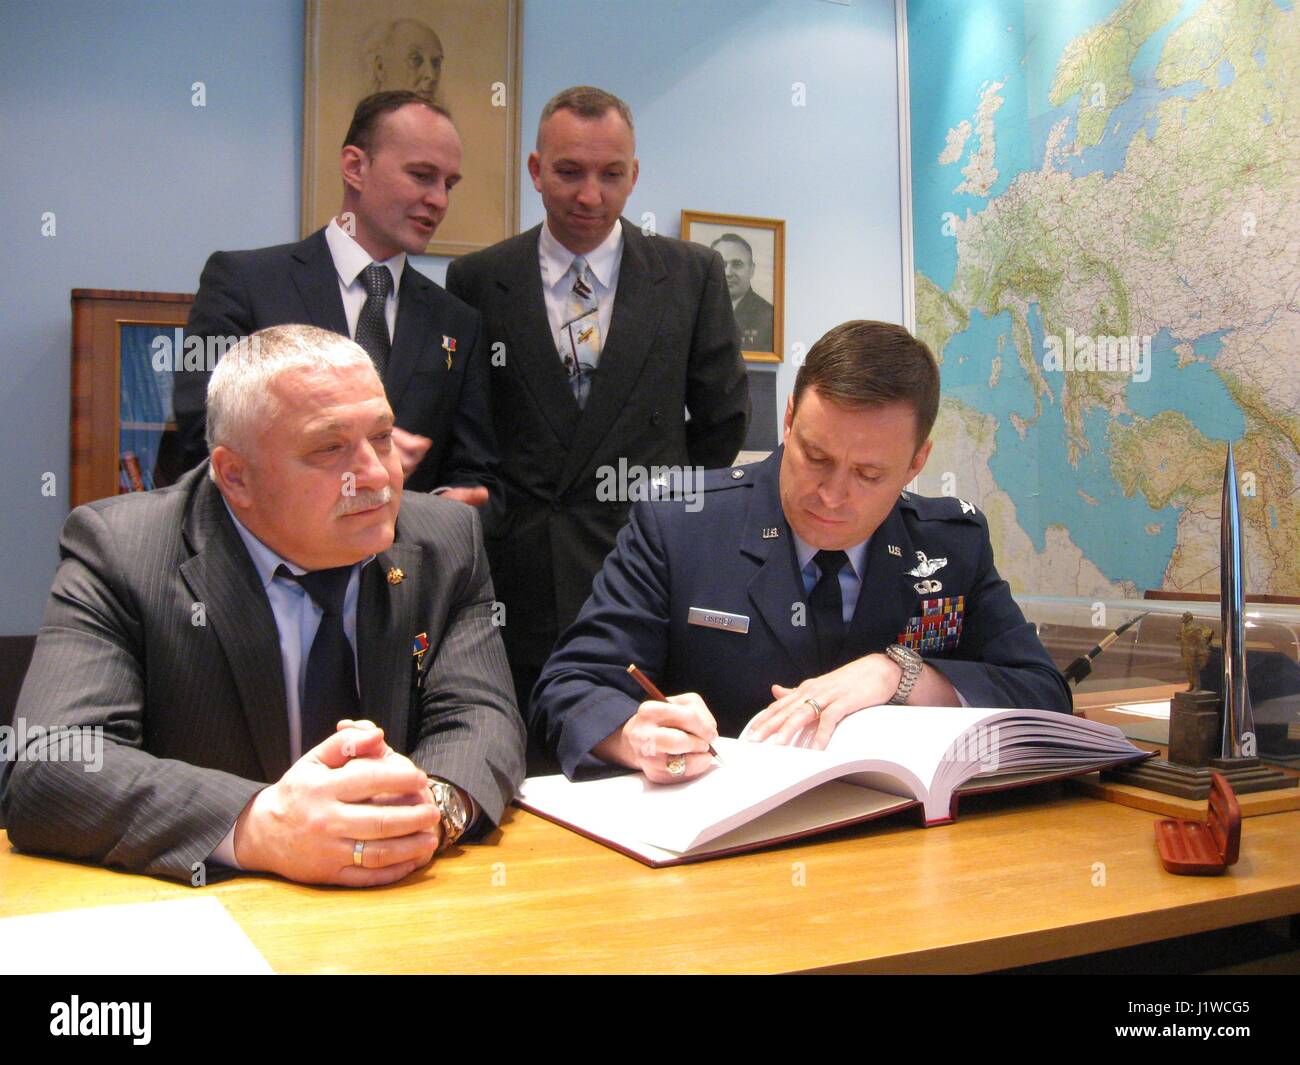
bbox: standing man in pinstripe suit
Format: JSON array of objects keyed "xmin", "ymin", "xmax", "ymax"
[{"xmin": 1, "ymin": 325, "xmax": 524, "ymax": 886}]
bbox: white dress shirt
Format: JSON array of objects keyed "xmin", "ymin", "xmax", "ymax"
[{"xmin": 325, "ymin": 217, "xmax": 404, "ymax": 342}]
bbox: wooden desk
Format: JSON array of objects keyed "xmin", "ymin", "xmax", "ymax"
[{"xmin": 3, "ymin": 788, "xmax": 1299, "ymax": 974}]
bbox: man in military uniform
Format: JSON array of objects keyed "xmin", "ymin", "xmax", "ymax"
[
  {"xmin": 712, "ymin": 233, "xmax": 774, "ymax": 352},
  {"xmin": 531, "ymin": 320, "xmax": 1071, "ymax": 781}
]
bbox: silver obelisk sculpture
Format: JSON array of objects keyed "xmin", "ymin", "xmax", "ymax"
[{"xmin": 1220, "ymin": 443, "xmax": 1255, "ymax": 758}]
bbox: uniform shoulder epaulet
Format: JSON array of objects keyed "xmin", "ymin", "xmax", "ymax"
[
  {"xmin": 898, "ymin": 492, "xmax": 981, "ymax": 522},
  {"xmin": 700, "ymin": 465, "xmax": 755, "ymax": 492}
]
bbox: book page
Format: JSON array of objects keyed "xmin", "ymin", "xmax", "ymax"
[{"xmin": 519, "ymin": 773, "xmax": 913, "ymax": 862}]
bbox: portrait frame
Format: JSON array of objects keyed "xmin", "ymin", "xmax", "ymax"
[
  {"xmin": 302, "ymin": 0, "xmax": 521, "ymax": 257},
  {"xmin": 681, "ymin": 211, "xmax": 785, "ymax": 364}
]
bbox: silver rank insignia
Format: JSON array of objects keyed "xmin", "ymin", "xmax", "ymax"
[
  {"xmin": 959, "ymin": 498, "xmax": 976, "ymax": 515},
  {"xmin": 907, "ymin": 550, "xmax": 947, "ymax": 578}
]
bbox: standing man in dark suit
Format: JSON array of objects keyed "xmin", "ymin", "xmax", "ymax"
[
  {"xmin": 446, "ymin": 86, "xmax": 750, "ymax": 722},
  {"xmin": 174, "ymin": 91, "xmax": 500, "ymax": 520},
  {"xmin": 2, "ymin": 325, "xmax": 524, "ymax": 884},
  {"xmin": 712, "ymin": 233, "xmax": 774, "ymax": 352},
  {"xmin": 531, "ymin": 321, "xmax": 1071, "ymax": 781}
]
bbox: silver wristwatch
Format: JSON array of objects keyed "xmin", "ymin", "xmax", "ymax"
[
  {"xmin": 884, "ymin": 644, "xmax": 924, "ymax": 705},
  {"xmin": 429, "ymin": 778, "xmax": 470, "ymax": 852}
]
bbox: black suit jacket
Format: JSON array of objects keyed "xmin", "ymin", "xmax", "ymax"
[
  {"xmin": 0, "ymin": 466, "xmax": 526, "ymax": 880},
  {"xmin": 445, "ymin": 219, "xmax": 750, "ymax": 685},
  {"xmin": 532, "ymin": 450, "xmax": 1073, "ymax": 778},
  {"xmin": 173, "ymin": 228, "xmax": 501, "ymax": 519}
]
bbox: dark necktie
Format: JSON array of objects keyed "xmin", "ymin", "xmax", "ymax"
[
  {"xmin": 809, "ymin": 549, "xmax": 850, "ymax": 673},
  {"xmin": 355, "ymin": 263, "xmax": 393, "ymax": 379},
  {"xmin": 278, "ymin": 564, "xmax": 361, "ymax": 751}
]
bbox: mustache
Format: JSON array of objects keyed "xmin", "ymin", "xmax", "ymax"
[{"xmin": 334, "ymin": 485, "xmax": 393, "ymax": 516}]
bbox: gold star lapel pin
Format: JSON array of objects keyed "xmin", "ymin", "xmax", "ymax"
[{"xmin": 387, "ymin": 567, "xmax": 405, "ymax": 585}]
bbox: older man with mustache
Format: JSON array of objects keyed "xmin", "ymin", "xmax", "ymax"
[{"xmin": 1, "ymin": 324, "xmax": 524, "ymax": 885}]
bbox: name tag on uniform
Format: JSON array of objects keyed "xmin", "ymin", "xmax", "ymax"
[{"xmin": 687, "ymin": 607, "xmax": 750, "ymax": 634}]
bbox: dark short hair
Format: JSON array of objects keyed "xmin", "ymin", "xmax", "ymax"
[
  {"xmin": 711, "ymin": 233, "xmax": 754, "ymax": 260},
  {"xmin": 537, "ymin": 85, "xmax": 634, "ymax": 148},
  {"xmin": 792, "ymin": 321, "xmax": 940, "ymax": 447},
  {"xmin": 343, "ymin": 91, "xmax": 453, "ymax": 153}
]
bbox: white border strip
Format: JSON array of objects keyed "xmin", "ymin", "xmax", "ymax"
[{"xmin": 895, "ymin": 0, "xmax": 916, "ymax": 332}]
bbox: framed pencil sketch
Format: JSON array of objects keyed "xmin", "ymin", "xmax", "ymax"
[
  {"xmin": 682, "ymin": 211, "xmax": 785, "ymax": 363},
  {"xmin": 302, "ymin": 0, "xmax": 521, "ymax": 257}
]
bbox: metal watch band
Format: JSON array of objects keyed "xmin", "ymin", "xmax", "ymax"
[
  {"xmin": 885, "ymin": 644, "xmax": 923, "ymax": 705},
  {"xmin": 429, "ymin": 779, "xmax": 469, "ymax": 852}
]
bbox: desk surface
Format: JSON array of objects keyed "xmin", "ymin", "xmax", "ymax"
[{"xmin": 4, "ymin": 785, "xmax": 1299, "ymax": 974}]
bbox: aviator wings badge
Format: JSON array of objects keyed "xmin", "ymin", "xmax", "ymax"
[{"xmin": 907, "ymin": 551, "xmax": 948, "ymax": 578}]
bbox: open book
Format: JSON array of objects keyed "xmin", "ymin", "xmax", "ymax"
[{"xmin": 517, "ymin": 705, "xmax": 1150, "ymax": 866}]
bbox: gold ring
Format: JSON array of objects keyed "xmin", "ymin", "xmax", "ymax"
[
  {"xmin": 804, "ymin": 697, "xmax": 824, "ymax": 719},
  {"xmin": 352, "ymin": 839, "xmax": 365, "ymax": 867},
  {"xmin": 666, "ymin": 754, "xmax": 687, "ymax": 776}
]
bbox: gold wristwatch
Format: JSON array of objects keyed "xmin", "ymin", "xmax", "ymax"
[
  {"xmin": 428, "ymin": 779, "xmax": 470, "ymax": 853},
  {"xmin": 884, "ymin": 644, "xmax": 924, "ymax": 705}
]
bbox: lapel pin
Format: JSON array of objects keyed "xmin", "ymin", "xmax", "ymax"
[
  {"xmin": 762, "ymin": 527, "xmax": 779, "ymax": 539},
  {"xmin": 387, "ymin": 566, "xmax": 405, "ymax": 585},
  {"xmin": 442, "ymin": 335, "xmax": 457, "ymax": 370},
  {"xmin": 412, "ymin": 632, "xmax": 429, "ymax": 666},
  {"xmin": 888, "ymin": 544, "xmax": 902, "ymax": 557}
]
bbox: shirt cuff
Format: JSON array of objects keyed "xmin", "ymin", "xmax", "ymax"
[{"xmin": 208, "ymin": 824, "xmax": 242, "ymax": 870}]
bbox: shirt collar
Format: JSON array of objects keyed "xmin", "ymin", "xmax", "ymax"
[
  {"xmin": 539, "ymin": 217, "xmax": 623, "ymax": 291},
  {"xmin": 791, "ymin": 528, "xmax": 870, "ymax": 582},
  {"xmin": 221, "ymin": 496, "xmax": 375, "ymax": 589},
  {"xmin": 326, "ymin": 217, "xmax": 406, "ymax": 292}
]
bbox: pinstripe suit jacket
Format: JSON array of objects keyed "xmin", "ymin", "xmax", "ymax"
[{"xmin": 0, "ymin": 466, "xmax": 525, "ymax": 881}]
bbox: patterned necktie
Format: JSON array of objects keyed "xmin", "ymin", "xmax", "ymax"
[
  {"xmin": 278, "ymin": 564, "xmax": 361, "ymax": 752},
  {"xmin": 809, "ymin": 549, "xmax": 850, "ymax": 673},
  {"xmin": 561, "ymin": 256, "xmax": 602, "ymax": 408},
  {"xmin": 356, "ymin": 263, "xmax": 393, "ymax": 379}
]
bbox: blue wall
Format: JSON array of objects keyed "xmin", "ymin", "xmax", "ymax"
[{"xmin": 0, "ymin": 0, "xmax": 901, "ymax": 635}]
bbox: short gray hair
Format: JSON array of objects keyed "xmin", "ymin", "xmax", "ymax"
[
  {"xmin": 206, "ymin": 324, "xmax": 379, "ymax": 456},
  {"xmin": 537, "ymin": 86, "xmax": 634, "ymax": 150}
]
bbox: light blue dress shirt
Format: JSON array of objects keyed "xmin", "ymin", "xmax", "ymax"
[
  {"xmin": 209, "ymin": 503, "xmax": 371, "ymax": 867},
  {"xmin": 791, "ymin": 531, "xmax": 869, "ymax": 625}
]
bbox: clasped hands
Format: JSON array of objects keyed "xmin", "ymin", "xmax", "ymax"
[
  {"xmin": 596, "ymin": 653, "xmax": 907, "ymax": 784},
  {"xmin": 232, "ymin": 719, "xmax": 441, "ymax": 887}
]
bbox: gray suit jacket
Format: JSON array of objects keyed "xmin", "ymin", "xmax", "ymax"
[{"xmin": 0, "ymin": 467, "xmax": 525, "ymax": 881}]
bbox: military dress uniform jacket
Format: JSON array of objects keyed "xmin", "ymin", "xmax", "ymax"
[{"xmin": 532, "ymin": 449, "xmax": 1072, "ymax": 779}]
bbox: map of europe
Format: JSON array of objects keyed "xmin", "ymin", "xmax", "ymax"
[{"xmin": 907, "ymin": 0, "xmax": 1298, "ymax": 598}]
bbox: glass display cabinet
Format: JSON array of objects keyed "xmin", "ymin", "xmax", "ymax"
[
  {"xmin": 70, "ymin": 289, "xmax": 194, "ymax": 508},
  {"xmin": 1020, "ymin": 595, "xmax": 1300, "ymax": 769}
]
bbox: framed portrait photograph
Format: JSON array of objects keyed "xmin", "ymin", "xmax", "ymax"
[
  {"xmin": 303, "ymin": 0, "xmax": 521, "ymax": 256},
  {"xmin": 681, "ymin": 211, "xmax": 785, "ymax": 363}
]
